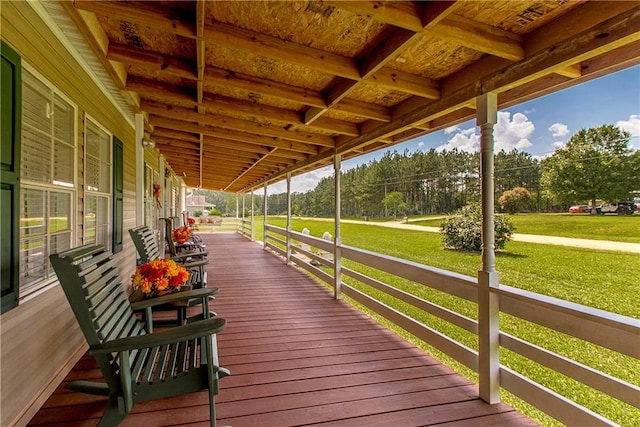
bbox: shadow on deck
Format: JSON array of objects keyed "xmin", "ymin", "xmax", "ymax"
[{"xmin": 29, "ymin": 233, "xmax": 538, "ymax": 426}]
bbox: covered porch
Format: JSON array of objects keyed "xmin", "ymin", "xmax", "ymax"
[
  {"xmin": 1, "ymin": 1, "xmax": 639, "ymax": 426},
  {"xmin": 29, "ymin": 233, "xmax": 537, "ymax": 426}
]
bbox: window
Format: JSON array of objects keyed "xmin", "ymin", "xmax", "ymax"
[
  {"xmin": 18, "ymin": 66, "xmax": 76, "ymax": 297},
  {"xmin": 84, "ymin": 117, "xmax": 111, "ymax": 249},
  {"xmin": 1, "ymin": 41, "xmax": 21, "ymax": 312}
]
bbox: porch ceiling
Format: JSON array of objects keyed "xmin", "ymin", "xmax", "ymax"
[{"xmin": 63, "ymin": 1, "xmax": 640, "ymax": 193}]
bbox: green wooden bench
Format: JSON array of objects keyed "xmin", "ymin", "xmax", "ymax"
[{"xmin": 50, "ymin": 244, "xmax": 229, "ymax": 427}]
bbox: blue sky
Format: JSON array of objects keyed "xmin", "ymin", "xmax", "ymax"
[{"xmin": 271, "ymin": 66, "xmax": 639, "ymax": 194}]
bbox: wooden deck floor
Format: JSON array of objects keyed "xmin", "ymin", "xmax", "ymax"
[{"xmin": 29, "ymin": 233, "xmax": 538, "ymax": 427}]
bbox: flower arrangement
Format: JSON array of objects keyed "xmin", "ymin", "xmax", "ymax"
[
  {"xmin": 187, "ymin": 217, "xmax": 196, "ymax": 226},
  {"xmin": 172, "ymin": 226, "xmax": 191, "ymax": 243},
  {"xmin": 131, "ymin": 259, "xmax": 189, "ymax": 297}
]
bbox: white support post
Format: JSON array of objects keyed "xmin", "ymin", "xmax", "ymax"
[
  {"xmin": 158, "ymin": 155, "xmax": 166, "ymax": 219},
  {"xmin": 334, "ymin": 154, "xmax": 342, "ymax": 300},
  {"xmin": 477, "ymin": 92, "xmax": 500, "ymax": 404},
  {"xmin": 179, "ymin": 183, "xmax": 186, "ymax": 221},
  {"xmin": 286, "ymin": 173, "xmax": 292, "ymax": 265},
  {"xmin": 242, "ymin": 193, "xmax": 245, "ymax": 223},
  {"xmin": 250, "ymin": 189, "xmax": 255, "ymax": 241},
  {"xmin": 135, "ymin": 114, "xmax": 144, "ymax": 225},
  {"xmin": 235, "ymin": 195, "xmax": 239, "ymax": 219},
  {"xmin": 263, "ymin": 183, "xmax": 268, "ymax": 249}
]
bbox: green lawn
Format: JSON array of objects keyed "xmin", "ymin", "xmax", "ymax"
[
  {"xmin": 253, "ymin": 216, "xmax": 639, "ymax": 426},
  {"xmin": 411, "ymin": 213, "xmax": 640, "ymax": 243}
]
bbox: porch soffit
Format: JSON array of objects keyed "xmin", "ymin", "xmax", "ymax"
[
  {"xmin": 50, "ymin": 1, "xmax": 640, "ymax": 193},
  {"xmin": 35, "ymin": 1, "xmax": 137, "ymax": 127}
]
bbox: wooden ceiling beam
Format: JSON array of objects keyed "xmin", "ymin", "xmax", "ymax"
[
  {"xmin": 202, "ymin": 136, "xmax": 309, "ymax": 161},
  {"xmin": 109, "ymin": 43, "xmax": 391, "ymax": 122},
  {"xmin": 143, "ymin": 102, "xmax": 336, "ymax": 148},
  {"xmin": 336, "ymin": 4, "xmax": 640, "ymax": 155},
  {"xmin": 224, "ymin": 148, "xmax": 280, "ymax": 192},
  {"xmin": 325, "ymin": 1, "xmax": 425, "ymax": 32},
  {"xmin": 206, "ymin": 21, "xmax": 361, "ymax": 81},
  {"xmin": 369, "ymin": 68, "xmax": 440, "ymax": 99},
  {"xmin": 74, "ymin": 0, "xmax": 196, "ymax": 38},
  {"xmin": 152, "ymin": 127, "xmax": 200, "ymax": 143},
  {"xmin": 153, "ymin": 137, "xmax": 201, "ymax": 151},
  {"xmin": 330, "ymin": 1, "xmax": 523, "ymax": 60},
  {"xmin": 304, "ymin": 1, "xmax": 452, "ymax": 125},
  {"xmin": 305, "ymin": 25, "xmax": 439, "ymax": 125},
  {"xmin": 206, "ymin": 20, "xmax": 441, "ymax": 99},
  {"xmin": 108, "ymin": 43, "xmax": 196, "ymax": 80},
  {"xmin": 130, "ymin": 77, "xmax": 358, "ymax": 136},
  {"xmin": 149, "ymin": 116, "xmax": 320, "ymax": 155},
  {"xmin": 204, "ymin": 67, "xmax": 391, "ymax": 122},
  {"xmin": 425, "ymin": 15, "xmax": 524, "ymax": 61}
]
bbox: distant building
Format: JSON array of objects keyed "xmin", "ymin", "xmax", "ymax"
[{"xmin": 185, "ymin": 194, "xmax": 216, "ymax": 217}]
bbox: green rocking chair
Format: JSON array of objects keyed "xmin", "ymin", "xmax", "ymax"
[{"xmin": 50, "ymin": 244, "xmax": 228, "ymax": 427}]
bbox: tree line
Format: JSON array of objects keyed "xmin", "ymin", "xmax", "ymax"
[{"xmin": 201, "ymin": 125, "xmax": 639, "ymax": 218}]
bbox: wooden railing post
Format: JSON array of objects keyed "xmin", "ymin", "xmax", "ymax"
[
  {"xmin": 286, "ymin": 173, "xmax": 292, "ymax": 265},
  {"xmin": 477, "ymin": 92, "xmax": 500, "ymax": 404},
  {"xmin": 263, "ymin": 183, "xmax": 268, "ymax": 249},
  {"xmin": 334, "ymin": 154, "xmax": 342, "ymax": 299},
  {"xmin": 250, "ymin": 189, "xmax": 255, "ymax": 242}
]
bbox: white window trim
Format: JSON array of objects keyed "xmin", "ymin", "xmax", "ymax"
[
  {"xmin": 19, "ymin": 63, "xmax": 78, "ymax": 303},
  {"xmin": 83, "ymin": 114, "xmax": 113, "ymax": 249}
]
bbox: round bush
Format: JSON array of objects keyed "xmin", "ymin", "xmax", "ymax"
[{"xmin": 440, "ymin": 204, "xmax": 514, "ymax": 251}]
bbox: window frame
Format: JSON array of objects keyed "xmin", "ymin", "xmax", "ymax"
[
  {"xmin": 18, "ymin": 63, "xmax": 78, "ymax": 302},
  {"xmin": 83, "ymin": 114, "xmax": 112, "ymax": 250}
]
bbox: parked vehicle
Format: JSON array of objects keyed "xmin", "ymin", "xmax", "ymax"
[
  {"xmin": 598, "ymin": 201, "xmax": 636, "ymax": 215},
  {"xmin": 569, "ymin": 205, "xmax": 590, "ymax": 213}
]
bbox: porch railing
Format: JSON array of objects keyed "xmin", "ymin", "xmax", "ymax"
[{"xmin": 260, "ymin": 224, "xmax": 639, "ymax": 426}]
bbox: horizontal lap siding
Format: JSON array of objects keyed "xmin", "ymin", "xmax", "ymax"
[{"xmin": 0, "ymin": 2, "xmax": 135, "ymax": 425}]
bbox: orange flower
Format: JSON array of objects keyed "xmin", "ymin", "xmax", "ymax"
[
  {"xmin": 172, "ymin": 226, "xmax": 191, "ymax": 242},
  {"xmin": 187, "ymin": 217, "xmax": 196, "ymax": 226},
  {"xmin": 131, "ymin": 259, "xmax": 189, "ymax": 297}
]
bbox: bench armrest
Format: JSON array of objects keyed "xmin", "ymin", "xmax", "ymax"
[
  {"xmin": 90, "ymin": 317, "xmax": 226, "ymax": 354},
  {"xmin": 129, "ymin": 287, "xmax": 219, "ymax": 311}
]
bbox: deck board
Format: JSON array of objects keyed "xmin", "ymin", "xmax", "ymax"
[{"xmin": 28, "ymin": 233, "xmax": 538, "ymax": 427}]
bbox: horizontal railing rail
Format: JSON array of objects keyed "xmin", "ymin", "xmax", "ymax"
[{"xmin": 255, "ymin": 224, "xmax": 639, "ymax": 426}]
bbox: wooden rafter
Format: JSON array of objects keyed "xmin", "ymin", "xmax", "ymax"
[{"xmin": 63, "ymin": 0, "xmax": 640, "ymax": 194}]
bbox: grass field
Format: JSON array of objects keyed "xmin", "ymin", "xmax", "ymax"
[
  {"xmin": 411, "ymin": 212, "xmax": 640, "ymax": 243},
  {"xmin": 249, "ymin": 216, "xmax": 639, "ymax": 426}
]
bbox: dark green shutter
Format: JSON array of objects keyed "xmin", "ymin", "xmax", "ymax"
[
  {"xmin": 1, "ymin": 41, "xmax": 21, "ymax": 313},
  {"xmin": 112, "ymin": 136, "xmax": 123, "ymax": 253}
]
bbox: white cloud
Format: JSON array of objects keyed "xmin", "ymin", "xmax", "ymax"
[
  {"xmin": 553, "ymin": 141, "xmax": 565, "ymax": 150},
  {"xmin": 617, "ymin": 114, "xmax": 640, "ymax": 138},
  {"xmin": 548, "ymin": 122, "xmax": 569, "ymax": 137},
  {"xmin": 444, "ymin": 125, "xmax": 460, "ymax": 134},
  {"xmin": 436, "ymin": 128, "xmax": 479, "ymax": 152},
  {"xmin": 437, "ymin": 111, "xmax": 535, "ymax": 153},
  {"xmin": 268, "ymin": 166, "xmax": 333, "ymax": 194},
  {"xmin": 417, "ymin": 141, "xmax": 424, "ymax": 148},
  {"xmin": 494, "ymin": 112, "xmax": 534, "ymax": 151}
]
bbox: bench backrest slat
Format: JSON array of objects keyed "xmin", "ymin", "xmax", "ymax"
[{"xmin": 50, "ymin": 245, "xmax": 145, "ymax": 348}]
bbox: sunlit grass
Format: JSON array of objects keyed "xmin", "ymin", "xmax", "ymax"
[
  {"xmin": 254, "ymin": 217, "xmax": 639, "ymax": 426},
  {"xmin": 413, "ymin": 213, "xmax": 640, "ymax": 243}
]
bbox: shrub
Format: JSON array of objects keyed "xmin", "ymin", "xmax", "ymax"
[
  {"xmin": 499, "ymin": 186, "xmax": 532, "ymax": 214},
  {"xmin": 440, "ymin": 204, "xmax": 514, "ymax": 251},
  {"xmin": 209, "ymin": 208, "xmax": 223, "ymax": 216},
  {"xmin": 193, "ymin": 210, "xmax": 202, "ymax": 217}
]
